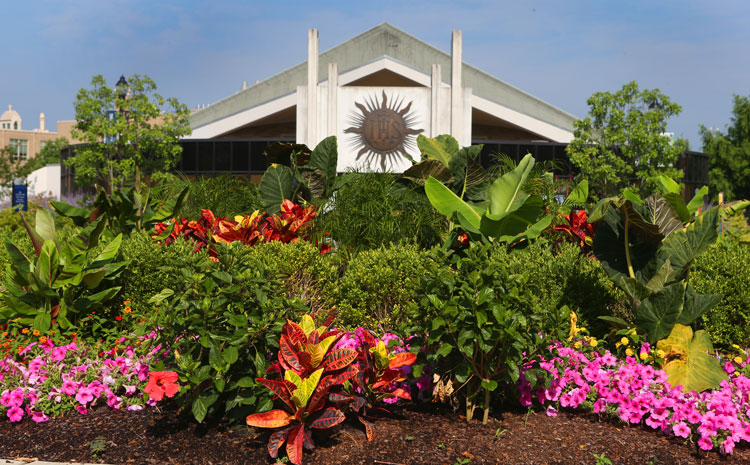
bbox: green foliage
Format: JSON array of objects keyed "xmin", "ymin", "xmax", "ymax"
[
  {"xmin": 315, "ymin": 171, "xmax": 446, "ymax": 251},
  {"xmin": 336, "ymin": 244, "xmax": 433, "ymax": 330},
  {"xmin": 68, "ymin": 74, "xmax": 191, "ymax": 191},
  {"xmin": 146, "ymin": 241, "xmax": 306, "ymax": 424},
  {"xmin": 567, "ymin": 81, "xmax": 683, "ymax": 200},
  {"xmin": 425, "ymin": 153, "xmax": 552, "ymax": 246},
  {"xmin": 701, "ymin": 94, "xmax": 750, "ymax": 202},
  {"xmin": 405, "ymin": 242, "xmax": 569, "ymax": 424},
  {"xmin": 690, "ymin": 237, "xmax": 750, "ymax": 348},
  {"xmin": 50, "ymin": 182, "xmax": 188, "ymax": 235},
  {"xmin": 259, "ymin": 136, "xmax": 338, "ymax": 213},
  {"xmin": 113, "ymin": 229, "xmax": 209, "ymax": 312},
  {"xmin": 177, "ymin": 174, "xmax": 263, "ymax": 220},
  {"xmin": 24, "ymin": 137, "xmax": 68, "ymax": 174},
  {"xmin": 0, "ymin": 209, "xmax": 128, "ymax": 332},
  {"xmin": 244, "ymin": 241, "xmax": 339, "ymax": 316},
  {"xmin": 590, "ymin": 184, "xmax": 729, "ymax": 343}
]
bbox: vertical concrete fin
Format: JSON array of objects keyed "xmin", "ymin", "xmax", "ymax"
[
  {"xmin": 307, "ymin": 28, "xmax": 319, "ymax": 146},
  {"xmin": 327, "ymin": 63, "xmax": 338, "ymax": 138},
  {"xmin": 451, "ymin": 30, "xmax": 463, "ymax": 142},
  {"xmin": 431, "ymin": 64, "xmax": 441, "ymax": 137}
]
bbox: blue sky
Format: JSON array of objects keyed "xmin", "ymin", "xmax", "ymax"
[{"xmin": 3, "ymin": 0, "xmax": 749, "ymax": 148}]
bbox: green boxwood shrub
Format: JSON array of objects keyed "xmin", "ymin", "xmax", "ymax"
[
  {"xmin": 335, "ymin": 243, "xmax": 434, "ymax": 330},
  {"xmin": 493, "ymin": 241, "xmax": 628, "ymax": 337},
  {"xmin": 691, "ymin": 236, "xmax": 750, "ymax": 349}
]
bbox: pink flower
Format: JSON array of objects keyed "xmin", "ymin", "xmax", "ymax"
[
  {"xmin": 127, "ymin": 404, "xmax": 143, "ymax": 411},
  {"xmin": 75, "ymin": 387, "xmax": 94, "ymax": 405},
  {"xmin": 76, "ymin": 405, "xmax": 87, "ymax": 415},
  {"xmin": 672, "ymin": 422, "xmax": 691, "ymax": 438},
  {"xmin": 724, "ymin": 361, "xmax": 736, "ymax": 375},
  {"xmin": 698, "ymin": 436, "xmax": 714, "ymax": 451},
  {"xmin": 31, "ymin": 411, "xmax": 49, "ymax": 423},
  {"xmin": 61, "ymin": 380, "xmax": 77, "ymax": 396},
  {"xmin": 722, "ymin": 437, "xmax": 735, "ymax": 454},
  {"xmin": 7, "ymin": 406, "xmax": 24, "ymax": 422},
  {"xmin": 545, "ymin": 405, "xmax": 558, "ymax": 417}
]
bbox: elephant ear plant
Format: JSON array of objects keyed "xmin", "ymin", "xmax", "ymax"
[
  {"xmin": 591, "ymin": 179, "xmax": 745, "ymax": 391},
  {"xmin": 0, "ymin": 208, "xmax": 128, "ymax": 332},
  {"xmin": 424, "ymin": 152, "xmax": 552, "ymax": 246}
]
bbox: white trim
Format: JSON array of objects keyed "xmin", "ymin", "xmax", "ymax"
[
  {"xmin": 472, "ymin": 95, "xmax": 574, "ymax": 143},
  {"xmin": 186, "ymin": 93, "xmax": 298, "ymax": 139},
  {"xmin": 337, "ymin": 57, "xmax": 435, "ymax": 87}
]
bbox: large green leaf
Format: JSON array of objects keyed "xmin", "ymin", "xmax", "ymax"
[
  {"xmin": 645, "ymin": 194, "xmax": 683, "ymax": 237},
  {"xmin": 92, "ymin": 234, "xmax": 123, "ymax": 265},
  {"xmin": 49, "ymin": 200, "xmax": 91, "ymax": 227},
  {"xmin": 560, "ymin": 180, "xmax": 589, "ymax": 215},
  {"xmin": 487, "ymin": 154, "xmax": 535, "ymax": 217},
  {"xmin": 417, "ymin": 134, "xmax": 459, "ymax": 166},
  {"xmin": 425, "ymin": 176, "xmax": 482, "ymax": 231},
  {"xmin": 35, "ymin": 240, "xmax": 59, "ymax": 287},
  {"xmin": 659, "ymin": 207, "xmax": 719, "ymax": 277},
  {"xmin": 402, "ymin": 159, "xmax": 455, "ymax": 186},
  {"xmin": 4, "ymin": 239, "xmax": 32, "ymax": 274},
  {"xmin": 686, "ymin": 186, "xmax": 708, "ymax": 216},
  {"xmin": 679, "ymin": 284, "xmax": 722, "ymax": 326},
  {"xmin": 260, "ymin": 164, "xmax": 295, "ymax": 214},
  {"xmin": 657, "ymin": 324, "xmax": 728, "ymax": 393},
  {"xmin": 308, "ymin": 136, "xmax": 338, "ymax": 196},
  {"xmin": 635, "ymin": 282, "xmax": 685, "ymax": 343},
  {"xmin": 152, "ymin": 185, "xmax": 190, "ymax": 223},
  {"xmin": 480, "ymin": 195, "xmax": 544, "ymax": 238},
  {"xmin": 299, "ymin": 168, "xmax": 327, "ymax": 199},
  {"xmin": 35, "ymin": 208, "xmax": 57, "ymax": 243},
  {"xmin": 290, "ymin": 368, "xmax": 323, "ymax": 409}
]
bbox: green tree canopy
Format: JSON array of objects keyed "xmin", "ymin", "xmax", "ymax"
[
  {"xmin": 567, "ymin": 81, "xmax": 683, "ymax": 200},
  {"xmin": 700, "ymin": 94, "xmax": 750, "ymax": 202},
  {"xmin": 68, "ymin": 74, "xmax": 190, "ymax": 192}
]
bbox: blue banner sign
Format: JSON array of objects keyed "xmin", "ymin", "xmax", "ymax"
[{"xmin": 12, "ymin": 184, "xmax": 28, "ymax": 212}]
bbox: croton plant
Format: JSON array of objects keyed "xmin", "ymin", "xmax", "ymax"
[
  {"xmin": 153, "ymin": 199, "xmax": 330, "ymax": 259},
  {"xmin": 246, "ymin": 315, "xmax": 357, "ymax": 465}
]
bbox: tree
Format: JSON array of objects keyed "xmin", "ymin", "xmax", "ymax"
[
  {"xmin": 0, "ymin": 146, "xmax": 28, "ymax": 194},
  {"xmin": 700, "ymin": 94, "xmax": 750, "ymax": 202},
  {"xmin": 68, "ymin": 74, "xmax": 191, "ymax": 192},
  {"xmin": 567, "ymin": 81, "xmax": 683, "ymax": 200},
  {"xmin": 23, "ymin": 137, "xmax": 68, "ymax": 174}
]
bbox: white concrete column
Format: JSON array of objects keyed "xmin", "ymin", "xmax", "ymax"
[
  {"xmin": 431, "ymin": 64, "xmax": 441, "ymax": 137},
  {"xmin": 327, "ymin": 63, "xmax": 338, "ymax": 138},
  {"xmin": 307, "ymin": 28, "xmax": 319, "ymax": 146},
  {"xmin": 451, "ymin": 30, "xmax": 463, "ymax": 141}
]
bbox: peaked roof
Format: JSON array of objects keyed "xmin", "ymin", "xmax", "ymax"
[{"xmin": 190, "ymin": 23, "xmax": 577, "ymax": 133}]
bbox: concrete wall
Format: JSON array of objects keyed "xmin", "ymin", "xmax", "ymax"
[{"xmin": 27, "ymin": 163, "xmax": 61, "ymax": 200}]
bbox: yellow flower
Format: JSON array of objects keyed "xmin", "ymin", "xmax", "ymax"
[
  {"xmin": 735, "ymin": 356, "xmax": 744, "ymax": 365},
  {"xmin": 124, "ymin": 307, "xmax": 132, "ymax": 314},
  {"xmin": 620, "ymin": 337, "xmax": 629, "ymax": 346},
  {"xmin": 625, "ymin": 347, "xmax": 634, "ymax": 357},
  {"xmin": 639, "ymin": 352, "xmax": 648, "ymax": 361},
  {"xmin": 732, "ymin": 344, "xmax": 741, "ymax": 350},
  {"xmin": 628, "ymin": 328, "xmax": 637, "ymax": 336},
  {"xmin": 32, "ymin": 330, "xmax": 40, "ymax": 337},
  {"xmin": 574, "ymin": 342, "xmax": 582, "ymax": 349},
  {"xmin": 589, "ymin": 338, "xmax": 598, "ymax": 348},
  {"xmin": 656, "ymin": 349, "xmax": 665, "ymax": 358}
]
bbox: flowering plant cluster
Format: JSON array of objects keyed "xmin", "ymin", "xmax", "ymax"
[
  {"xmin": 518, "ymin": 340, "xmax": 750, "ymax": 455},
  {"xmin": 0, "ymin": 331, "xmax": 176, "ymax": 424},
  {"xmin": 153, "ymin": 200, "xmax": 329, "ymax": 261}
]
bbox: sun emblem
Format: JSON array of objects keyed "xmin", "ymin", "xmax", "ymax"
[{"xmin": 344, "ymin": 90, "xmax": 423, "ymax": 170}]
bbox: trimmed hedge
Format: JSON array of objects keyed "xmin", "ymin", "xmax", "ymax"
[{"xmin": 691, "ymin": 236, "xmax": 750, "ymax": 349}]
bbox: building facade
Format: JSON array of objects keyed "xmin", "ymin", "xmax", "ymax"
[
  {"xmin": 185, "ymin": 24, "xmax": 577, "ymax": 174},
  {"xmin": 0, "ymin": 104, "xmax": 79, "ymax": 161}
]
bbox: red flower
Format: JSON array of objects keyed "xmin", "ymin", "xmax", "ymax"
[
  {"xmin": 115, "ymin": 315, "xmax": 122, "ymax": 321},
  {"xmin": 144, "ymin": 371, "xmax": 180, "ymax": 402}
]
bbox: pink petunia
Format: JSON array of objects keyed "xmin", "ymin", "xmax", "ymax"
[
  {"xmin": 31, "ymin": 411, "xmax": 49, "ymax": 423},
  {"xmin": 545, "ymin": 405, "xmax": 557, "ymax": 417},
  {"xmin": 672, "ymin": 422, "xmax": 691, "ymax": 438},
  {"xmin": 75, "ymin": 387, "xmax": 94, "ymax": 405},
  {"xmin": 7, "ymin": 406, "xmax": 24, "ymax": 422},
  {"xmin": 698, "ymin": 436, "xmax": 714, "ymax": 451}
]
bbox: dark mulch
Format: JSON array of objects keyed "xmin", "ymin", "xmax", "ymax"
[{"xmin": 1, "ymin": 403, "xmax": 748, "ymax": 465}]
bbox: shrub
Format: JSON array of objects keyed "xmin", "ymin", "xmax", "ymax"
[
  {"xmin": 496, "ymin": 241, "xmax": 628, "ymax": 337},
  {"xmin": 405, "ymin": 242, "xmax": 570, "ymax": 424},
  {"xmin": 114, "ymin": 229, "xmax": 209, "ymax": 313},
  {"xmin": 178, "ymin": 174, "xmax": 262, "ymax": 220},
  {"xmin": 146, "ymin": 241, "xmax": 307, "ymax": 424},
  {"xmin": 691, "ymin": 236, "xmax": 750, "ymax": 349},
  {"xmin": 314, "ymin": 172, "xmax": 446, "ymax": 251},
  {"xmin": 335, "ymin": 244, "xmax": 433, "ymax": 330},
  {"xmin": 244, "ymin": 241, "xmax": 339, "ymax": 317}
]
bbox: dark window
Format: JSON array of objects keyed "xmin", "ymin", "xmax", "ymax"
[
  {"xmin": 536, "ymin": 144, "xmax": 554, "ymax": 162},
  {"xmin": 198, "ymin": 142, "xmax": 213, "ymax": 171},
  {"xmin": 250, "ymin": 141, "xmax": 270, "ymax": 171},
  {"xmin": 215, "ymin": 142, "xmax": 231, "ymax": 171},
  {"xmin": 232, "ymin": 141, "xmax": 250, "ymax": 171},
  {"xmin": 180, "ymin": 142, "xmax": 197, "ymax": 171}
]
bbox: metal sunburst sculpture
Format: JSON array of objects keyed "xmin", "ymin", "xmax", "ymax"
[{"xmin": 344, "ymin": 90, "xmax": 423, "ymax": 170}]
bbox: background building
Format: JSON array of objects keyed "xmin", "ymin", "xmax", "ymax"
[{"xmin": 0, "ymin": 104, "xmax": 79, "ymax": 161}]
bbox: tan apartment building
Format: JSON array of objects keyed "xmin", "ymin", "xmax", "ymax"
[{"xmin": 0, "ymin": 104, "xmax": 80, "ymax": 161}]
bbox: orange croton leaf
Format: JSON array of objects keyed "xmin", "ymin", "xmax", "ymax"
[{"xmin": 246, "ymin": 409, "xmax": 293, "ymax": 428}]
